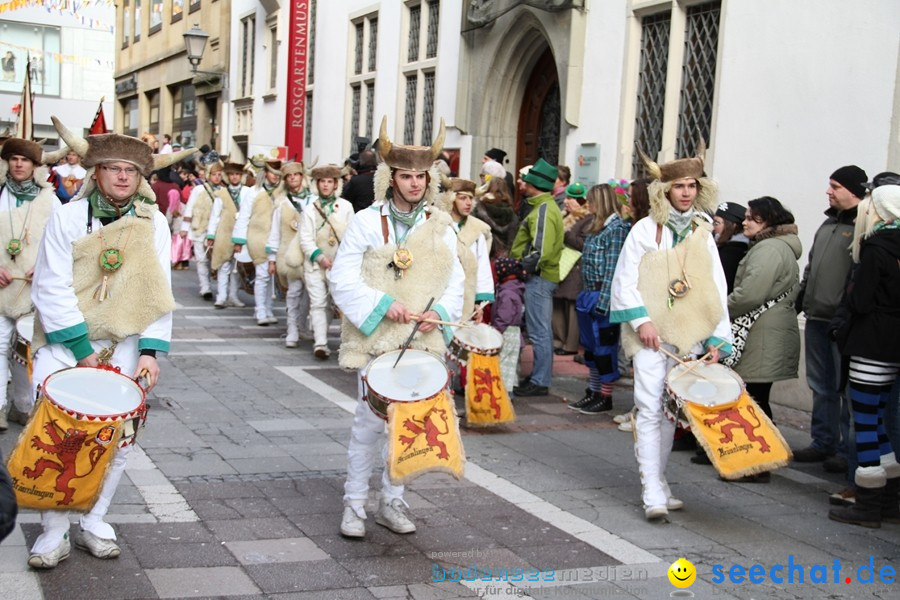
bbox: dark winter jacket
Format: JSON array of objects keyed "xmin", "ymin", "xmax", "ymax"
[
  {"xmin": 0, "ymin": 449, "xmax": 17, "ymax": 543},
  {"xmin": 717, "ymin": 236, "xmax": 749, "ymax": 293},
  {"xmin": 473, "ymin": 201, "xmax": 519, "ymax": 251},
  {"xmin": 342, "ymin": 169, "xmax": 376, "ymax": 213},
  {"xmin": 796, "ymin": 206, "xmax": 857, "ymax": 320},
  {"xmin": 834, "ymin": 227, "xmax": 900, "ymax": 362}
]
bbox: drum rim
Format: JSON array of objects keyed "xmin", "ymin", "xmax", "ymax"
[
  {"xmin": 41, "ymin": 365, "xmax": 146, "ymax": 420},
  {"xmin": 363, "ymin": 348, "xmax": 450, "ymax": 412},
  {"xmin": 452, "ymin": 324, "xmax": 503, "ymax": 353},
  {"xmin": 15, "ymin": 314, "xmax": 35, "ymax": 341}
]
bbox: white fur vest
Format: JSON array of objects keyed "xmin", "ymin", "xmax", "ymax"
[
  {"xmin": 274, "ymin": 197, "xmax": 305, "ymax": 284},
  {"xmin": 456, "ymin": 217, "xmax": 492, "ymax": 320},
  {"xmin": 247, "ymin": 189, "xmax": 275, "ymax": 265},
  {"xmin": 32, "ymin": 203, "xmax": 175, "ymax": 350},
  {"xmin": 211, "ymin": 193, "xmax": 238, "ymax": 271},
  {"xmin": 0, "ymin": 182, "xmax": 57, "ymax": 319},
  {"xmin": 190, "ymin": 185, "xmax": 220, "ymax": 238},
  {"xmin": 620, "ymin": 226, "xmax": 723, "ymax": 357},
  {"xmin": 339, "ymin": 211, "xmax": 455, "ymax": 369}
]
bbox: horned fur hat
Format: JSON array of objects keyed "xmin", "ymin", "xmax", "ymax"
[
  {"xmin": 434, "ymin": 176, "xmax": 476, "ymax": 213},
  {"xmin": 309, "ymin": 164, "xmax": 344, "ymax": 198},
  {"xmin": 52, "ymin": 116, "xmax": 197, "ymax": 177},
  {"xmin": 1, "ymin": 137, "xmax": 68, "ymax": 166},
  {"xmin": 639, "ymin": 142, "xmax": 718, "ymax": 225},
  {"xmin": 373, "ymin": 116, "xmax": 445, "ymax": 207}
]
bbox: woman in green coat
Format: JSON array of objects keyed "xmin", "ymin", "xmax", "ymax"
[{"xmin": 728, "ymin": 197, "xmax": 803, "ymax": 419}]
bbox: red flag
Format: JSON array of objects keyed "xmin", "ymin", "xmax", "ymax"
[{"xmin": 89, "ymin": 97, "xmax": 108, "ymax": 135}]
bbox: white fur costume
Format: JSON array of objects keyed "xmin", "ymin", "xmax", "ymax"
[
  {"xmin": 180, "ymin": 182, "xmax": 222, "ymax": 296},
  {"xmin": 610, "ymin": 215, "xmax": 732, "ymax": 510},
  {"xmin": 298, "ymin": 194, "xmax": 354, "ymax": 350},
  {"xmin": 207, "ymin": 186, "xmax": 254, "ymax": 304},
  {"xmin": 233, "ymin": 186, "xmax": 277, "ymax": 321},
  {"xmin": 266, "ymin": 191, "xmax": 313, "ymax": 343},
  {"xmin": 29, "ymin": 198, "xmax": 172, "ymax": 554},
  {"xmin": 329, "ymin": 201, "xmax": 465, "ymax": 510}
]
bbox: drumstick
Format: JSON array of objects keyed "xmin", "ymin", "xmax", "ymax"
[
  {"xmin": 657, "ymin": 345, "xmax": 713, "ymax": 382},
  {"xmin": 11, "ymin": 276, "xmax": 32, "ymax": 282},
  {"xmin": 409, "ymin": 315, "xmax": 468, "ymax": 328},
  {"xmin": 468, "ymin": 301, "xmax": 489, "ymax": 321},
  {"xmin": 669, "ymin": 342, "xmax": 726, "ymax": 382}
]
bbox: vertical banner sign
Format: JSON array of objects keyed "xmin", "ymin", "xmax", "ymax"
[{"xmin": 285, "ymin": 0, "xmax": 309, "ymax": 161}]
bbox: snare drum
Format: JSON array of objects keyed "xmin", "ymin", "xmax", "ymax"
[
  {"xmin": 362, "ymin": 349, "xmax": 449, "ymax": 421},
  {"xmin": 9, "ymin": 314, "xmax": 34, "ymax": 409},
  {"xmin": 6, "ymin": 365, "xmax": 148, "ymax": 510},
  {"xmin": 663, "ymin": 362, "xmax": 744, "ymax": 431},
  {"xmin": 449, "ymin": 323, "xmax": 503, "ymax": 364}
]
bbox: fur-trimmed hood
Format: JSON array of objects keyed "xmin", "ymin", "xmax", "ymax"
[
  {"xmin": 372, "ymin": 162, "xmax": 442, "ymax": 209},
  {"xmin": 648, "ymin": 177, "xmax": 719, "ymax": 225}
]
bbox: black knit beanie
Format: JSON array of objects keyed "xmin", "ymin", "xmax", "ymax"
[{"xmin": 830, "ymin": 165, "xmax": 868, "ymax": 199}]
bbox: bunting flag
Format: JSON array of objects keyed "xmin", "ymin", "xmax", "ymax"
[
  {"xmin": 15, "ymin": 56, "xmax": 33, "ymax": 140},
  {"xmin": 89, "ymin": 96, "xmax": 108, "ymax": 134}
]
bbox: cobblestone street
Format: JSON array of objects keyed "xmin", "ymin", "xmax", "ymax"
[{"xmin": 1, "ymin": 269, "xmax": 897, "ymax": 599}]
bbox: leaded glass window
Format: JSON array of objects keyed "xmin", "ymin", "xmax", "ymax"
[
  {"xmin": 404, "ymin": 75, "xmax": 418, "ymax": 145},
  {"xmin": 368, "ymin": 18, "xmax": 378, "ymax": 72},
  {"xmin": 426, "ymin": 1, "xmax": 440, "ymax": 59},
  {"xmin": 676, "ymin": 1, "xmax": 720, "ymax": 158},
  {"xmin": 421, "ymin": 72, "xmax": 435, "ymax": 143},
  {"xmin": 408, "ymin": 5, "xmax": 421, "ymax": 62},
  {"xmin": 354, "ymin": 22, "xmax": 364, "ymax": 75},
  {"xmin": 632, "ymin": 11, "xmax": 670, "ymax": 178},
  {"xmin": 366, "ymin": 82, "xmax": 375, "ymax": 140},
  {"xmin": 350, "ymin": 85, "xmax": 361, "ymax": 147}
]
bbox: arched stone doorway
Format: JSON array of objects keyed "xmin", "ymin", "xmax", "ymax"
[{"xmin": 517, "ymin": 48, "xmax": 561, "ymax": 176}]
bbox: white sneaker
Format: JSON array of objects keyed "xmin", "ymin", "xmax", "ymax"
[
  {"xmin": 265, "ymin": 316, "xmax": 278, "ymax": 325},
  {"xmin": 298, "ymin": 330, "xmax": 314, "ymax": 341},
  {"xmin": 227, "ymin": 298, "xmax": 246, "ymax": 308},
  {"xmin": 313, "ymin": 346, "xmax": 331, "ymax": 360},
  {"xmin": 375, "ymin": 498, "xmax": 416, "ymax": 534},
  {"xmin": 645, "ymin": 505, "xmax": 668, "ymax": 520},
  {"xmin": 257, "ymin": 319, "xmax": 270, "ymax": 327},
  {"xmin": 285, "ymin": 340, "xmax": 299, "ymax": 348},
  {"xmin": 617, "ymin": 420, "xmax": 634, "ymax": 432},
  {"xmin": 214, "ymin": 301, "xmax": 227, "ymax": 309},
  {"xmin": 28, "ymin": 535, "xmax": 71, "ymax": 569},
  {"xmin": 667, "ymin": 497, "xmax": 685, "ymax": 511},
  {"xmin": 340, "ymin": 506, "xmax": 366, "ymax": 538},
  {"xmin": 73, "ymin": 528, "xmax": 121, "ymax": 559},
  {"xmin": 613, "ymin": 412, "xmax": 631, "ymax": 424},
  {"xmin": 0, "ymin": 407, "xmax": 8, "ymax": 431}
]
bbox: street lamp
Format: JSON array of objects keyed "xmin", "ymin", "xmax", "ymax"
[{"xmin": 183, "ymin": 24, "xmax": 210, "ymax": 73}]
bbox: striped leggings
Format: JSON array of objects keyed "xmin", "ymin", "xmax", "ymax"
[{"xmin": 849, "ymin": 356, "xmax": 900, "ymax": 468}]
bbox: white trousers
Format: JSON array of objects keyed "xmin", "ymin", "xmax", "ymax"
[
  {"xmin": 284, "ymin": 278, "xmax": 310, "ymax": 342},
  {"xmin": 343, "ymin": 372, "xmax": 405, "ymax": 509},
  {"xmin": 304, "ymin": 267, "xmax": 332, "ymax": 348},
  {"xmin": 192, "ymin": 239, "xmax": 212, "ymax": 295},
  {"xmin": 29, "ymin": 341, "xmax": 138, "ymax": 553},
  {"xmin": 632, "ymin": 345, "xmax": 683, "ymax": 509},
  {"xmin": 215, "ymin": 259, "xmax": 242, "ymax": 304},
  {"xmin": 253, "ymin": 263, "xmax": 274, "ymax": 321}
]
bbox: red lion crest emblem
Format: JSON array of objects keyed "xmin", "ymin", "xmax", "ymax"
[{"xmin": 22, "ymin": 420, "xmax": 108, "ymax": 506}]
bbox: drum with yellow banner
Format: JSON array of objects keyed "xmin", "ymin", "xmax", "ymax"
[
  {"xmin": 363, "ymin": 349, "xmax": 466, "ymax": 485},
  {"xmin": 451, "ymin": 324, "xmax": 516, "ymax": 427},
  {"xmin": 665, "ymin": 361, "xmax": 792, "ymax": 479},
  {"xmin": 5, "ymin": 365, "xmax": 148, "ymax": 511}
]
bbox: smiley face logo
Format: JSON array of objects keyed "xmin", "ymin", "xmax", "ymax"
[{"xmin": 668, "ymin": 558, "xmax": 696, "ymax": 588}]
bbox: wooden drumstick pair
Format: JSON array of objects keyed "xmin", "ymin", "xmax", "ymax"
[
  {"xmin": 409, "ymin": 314, "xmax": 469, "ymax": 328},
  {"xmin": 658, "ymin": 341, "xmax": 726, "ymax": 382}
]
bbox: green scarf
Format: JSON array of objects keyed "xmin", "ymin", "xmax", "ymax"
[
  {"xmin": 319, "ymin": 195, "xmax": 336, "ymax": 216},
  {"xmin": 388, "ymin": 198, "xmax": 426, "ymax": 227},
  {"xmin": 666, "ymin": 207, "xmax": 695, "ymax": 246},
  {"xmin": 88, "ymin": 189, "xmax": 153, "ymax": 219},
  {"xmin": 227, "ymin": 184, "xmax": 242, "ymax": 207},
  {"xmin": 5, "ymin": 177, "xmax": 40, "ymax": 206}
]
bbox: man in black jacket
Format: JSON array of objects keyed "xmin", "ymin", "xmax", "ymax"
[
  {"xmin": 343, "ymin": 150, "xmax": 378, "ymax": 212},
  {"xmin": 794, "ymin": 165, "xmax": 867, "ymax": 479}
]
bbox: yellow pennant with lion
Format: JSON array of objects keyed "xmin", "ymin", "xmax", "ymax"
[
  {"xmin": 465, "ymin": 353, "xmax": 515, "ymax": 427},
  {"xmin": 6, "ymin": 399, "xmax": 122, "ymax": 511},
  {"xmin": 686, "ymin": 391, "xmax": 792, "ymax": 479},
  {"xmin": 387, "ymin": 391, "xmax": 465, "ymax": 484}
]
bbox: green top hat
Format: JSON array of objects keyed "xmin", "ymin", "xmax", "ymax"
[{"xmin": 521, "ymin": 158, "xmax": 557, "ymax": 192}]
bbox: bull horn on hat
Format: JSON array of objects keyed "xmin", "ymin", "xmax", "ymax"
[
  {"xmin": 340, "ymin": 164, "xmax": 353, "ymax": 178},
  {"xmin": 378, "ymin": 117, "xmax": 393, "ymax": 161},
  {"xmin": 695, "ymin": 139, "xmax": 707, "ymax": 163},
  {"xmin": 637, "ymin": 147, "xmax": 662, "ymax": 181},
  {"xmin": 152, "ymin": 147, "xmax": 199, "ymax": 170},
  {"xmin": 42, "ymin": 145, "xmax": 70, "ymax": 165},
  {"xmin": 51, "ymin": 116, "xmax": 89, "ymax": 157},
  {"xmin": 475, "ymin": 180, "xmax": 490, "ymax": 196},
  {"xmin": 430, "ymin": 118, "xmax": 446, "ymax": 161},
  {"xmin": 439, "ymin": 173, "xmax": 452, "ymax": 190}
]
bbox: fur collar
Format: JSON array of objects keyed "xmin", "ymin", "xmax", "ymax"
[
  {"xmin": 750, "ymin": 223, "xmax": 798, "ymax": 244},
  {"xmin": 648, "ymin": 177, "xmax": 719, "ymax": 225}
]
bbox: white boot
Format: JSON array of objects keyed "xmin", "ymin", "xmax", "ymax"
[
  {"xmin": 375, "ymin": 497, "xmax": 416, "ymax": 534},
  {"xmin": 340, "ymin": 505, "xmax": 366, "ymax": 538}
]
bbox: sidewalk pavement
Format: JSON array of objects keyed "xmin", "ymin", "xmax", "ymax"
[{"xmin": 0, "ymin": 269, "xmax": 896, "ymax": 600}]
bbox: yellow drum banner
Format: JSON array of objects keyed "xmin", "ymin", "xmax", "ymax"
[
  {"xmin": 685, "ymin": 391, "xmax": 792, "ymax": 479},
  {"xmin": 6, "ymin": 398, "xmax": 122, "ymax": 511},
  {"xmin": 465, "ymin": 353, "xmax": 516, "ymax": 427},
  {"xmin": 387, "ymin": 390, "xmax": 465, "ymax": 485}
]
